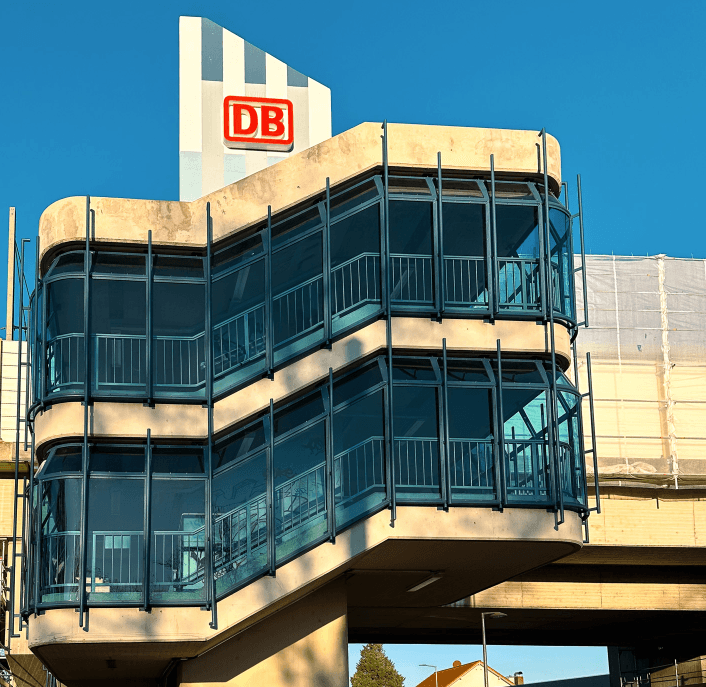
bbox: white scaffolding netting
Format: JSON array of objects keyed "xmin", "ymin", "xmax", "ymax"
[{"xmin": 574, "ymin": 255, "xmax": 706, "ymax": 486}]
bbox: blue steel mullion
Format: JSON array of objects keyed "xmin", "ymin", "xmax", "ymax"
[
  {"xmin": 489, "ymin": 156, "xmax": 499, "ymax": 319},
  {"xmin": 577, "ymin": 175, "xmax": 589, "ymax": 328},
  {"xmin": 266, "ymin": 207, "xmax": 274, "ymax": 378},
  {"xmin": 327, "ymin": 367, "xmax": 336, "ymax": 542},
  {"xmin": 146, "ymin": 231, "xmax": 153, "ymax": 405},
  {"xmin": 324, "ymin": 179, "xmax": 332, "ymax": 347},
  {"xmin": 495, "ymin": 339, "xmax": 506, "ymax": 510},
  {"xmin": 40, "ymin": 262, "xmax": 47, "ymax": 409},
  {"xmin": 79, "ymin": 199, "xmax": 92, "ymax": 627},
  {"xmin": 441, "ymin": 339, "xmax": 450, "ymax": 509},
  {"xmin": 205, "ymin": 203, "xmax": 217, "ymax": 628},
  {"xmin": 382, "ymin": 121, "xmax": 396, "ymax": 525},
  {"xmin": 267, "ymin": 401, "xmax": 276, "ymax": 576},
  {"xmin": 143, "ymin": 429, "xmax": 152, "ymax": 611},
  {"xmin": 585, "ymin": 352, "xmax": 601, "ymax": 514},
  {"xmin": 539, "ymin": 129, "xmax": 564, "ymax": 526},
  {"xmin": 433, "ymin": 153, "xmax": 443, "ymax": 320}
]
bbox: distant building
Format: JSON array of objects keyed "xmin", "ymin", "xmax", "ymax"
[{"xmin": 416, "ymin": 660, "xmax": 523, "ymax": 687}]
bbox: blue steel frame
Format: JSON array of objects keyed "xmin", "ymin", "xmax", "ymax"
[
  {"xmin": 16, "ymin": 127, "xmax": 594, "ymax": 625},
  {"xmin": 26, "ymin": 351, "xmax": 587, "ymax": 614}
]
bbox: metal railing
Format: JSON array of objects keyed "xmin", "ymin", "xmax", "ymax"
[
  {"xmin": 151, "ymin": 528, "xmax": 205, "ymax": 590},
  {"xmin": 213, "ymin": 304, "xmax": 266, "ymax": 378},
  {"xmin": 334, "ymin": 436, "xmax": 385, "ymax": 503},
  {"xmin": 498, "ymin": 257, "xmax": 542, "ymax": 310},
  {"xmin": 89, "ymin": 531, "xmax": 143, "ymax": 594},
  {"xmin": 39, "ymin": 531, "xmax": 80, "ymax": 599},
  {"xmin": 94, "ymin": 335, "xmax": 146, "ymax": 387},
  {"xmin": 332, "ymin": 253, "xmax": 381, "ymax": 316},
  {"xmin": 503, "ymin": 439, "xmax": 550, "ymax": 500},
  {"xmin": 153, "ymin": 333, "xmax": 205, "ymax": 389},
  {"xmin": 46, "ymin": 334, "xmax": 84, "ymax": 392},
  {"xmin": 444, "ymin": 256, "xmax": 488, "ymax": 307},
  {"xmin": 448, "ymin": 439, "xmax": 495, "ymax": 491},
  {"xmin": 273, "ymin": 274, "xmax": 324, "ymax": 347},
  {"xmin": 390, "ymin": 254, "xmax": 434, "ymax": 303},
  {"xmin": 394, "ymin": 437, "xmax": 440, "ymax": 487}
]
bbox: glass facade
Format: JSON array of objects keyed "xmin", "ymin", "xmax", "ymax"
[
  {"xmin": 36, "ymin": 175, "xmax": 574, "ymax": 405},
  {"xmin": 22, "ymin": 168, "xmax": 587, "ymax": 621},
  {"xmin": 28, "ymin": 354, "xmax": 586, "ymax": 610}
]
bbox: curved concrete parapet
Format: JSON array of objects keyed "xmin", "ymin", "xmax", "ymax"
[
  {"xmin": 37, "ymin": 123, "xmax": 561, "ymax": 271},
  {"xmin": 33, "ymin": 317, "xmax": 571, "ymax": 450},
  {"xmin": 28, "ymin": 505, "xmax": 582, "ymax": 686}
]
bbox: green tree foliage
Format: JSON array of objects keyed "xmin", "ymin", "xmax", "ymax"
[{"xmin": 351, "ymin": 643, "xmax": 405, "ymax": 687}]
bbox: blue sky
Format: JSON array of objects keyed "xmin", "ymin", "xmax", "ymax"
[{"xmin": 0, "ymin": 1, "xmax": 700, "ymax": 679}]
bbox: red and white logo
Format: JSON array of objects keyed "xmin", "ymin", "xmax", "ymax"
[{"xmin": 223, "ymin": 96, "xmax": 294, "ymax": 151}]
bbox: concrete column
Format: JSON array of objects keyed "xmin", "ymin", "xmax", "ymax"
[
  {"xmin": 179, "ymin": 579, "xmax": 349, "ymax": 687},
  {"xmin": 6, "ymin": 208, "xmax": 15, "ymax": 341}
]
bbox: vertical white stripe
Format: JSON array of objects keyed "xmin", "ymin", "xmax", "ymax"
[
  {"xmin": 222, "ymin": 28, "xmax": 245, "ymax": 155},
  {"xmin": 179, "ymin": 17, "xmax": 202, "ymax": 153},
  {"xmin": 265, "ymin": 54, "xmax": 287, "ymax": 100},
  {"xmin": 307, "ymin": 78, "xmax": 332, "ymax": 147}
]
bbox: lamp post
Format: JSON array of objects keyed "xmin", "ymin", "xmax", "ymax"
[
  {"xmin": 420, "ymin": 664, "xmax": 438, "ymax": 687},
  {"xmin": 481, "ymin": 612, "xmax": 507, "ymax": 687}
]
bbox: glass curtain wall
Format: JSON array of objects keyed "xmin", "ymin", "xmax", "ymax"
[
  {"xmin": 39, "ymin": 176, "xmax": 574, "ymax": 405},
  {"xmin": 30, "ymin": 354, "xmax": 586, "ymax": 611}
]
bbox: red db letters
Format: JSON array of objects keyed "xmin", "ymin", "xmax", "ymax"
[{"xmin": 223, "ymin": 96, "xmax": 294, "ymax": 151}]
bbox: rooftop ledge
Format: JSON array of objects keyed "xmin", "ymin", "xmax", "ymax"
[{"xmin": 38, "ymin": 123, "xmax": 561, "ymax": 272}]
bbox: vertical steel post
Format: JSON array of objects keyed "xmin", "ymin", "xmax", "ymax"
[
  {"xmin": 28, "ymin": 430, "xmax": 36, "ymax": 616},
  {"xmin": 433, "ymin": 152, "xmax": 443, "ymax": 320},
  {"xmin": 496, "ymin": 339, "xmax": 506, "ymax": 509},
  {"xmin": 324, "ymin": 178, "xmax": 332, "ymax": 347},
  {"xmin": 267, "ymin": 399, "xmax": 276, "ymax": 576},
  {"xmin": 205, "ymin": 203, "xmax": 217, "ymax": 629},
  {"xmin": 143, "ymin": 429, "xmax": 152, "ymax": 611},
  {"xmin": 6, "ymin": 208, "xmax": 16, "ymax": 341},
  {"xmin": 266, "ymin": 207, "xmax": 274, "ymax": 379},
  {"xmin": 382, "ymin": 121, "xmax": 396, "ymax": 524},
  {"xmin": 327, "ymin": 367, "xmax": 336, "ymax": 543},
  {"xmin": 79, "ymin": 198, "xmax": 91, "ymax": 627},
  {"xmin": 33, "ymin": 241, "xmax": 40, "ymax": 409},
  {"xmin": 577, "ymin": 174, "xmax": 589, "ymax": 328},
  {"xmin": 441, "ymin": 339, "xmax": 450, "ymax": 509},
  {"xmin": 489, "ymin": 155, "xmax": 499, "ymax": 319},
  {"xmin": 146, "ymin": 230, "xmax": 153, "ymax": 404},
  {"xmin": 9, "ymin": 234, "xmax": 20, "ymax": 640},
  {"xmin": 539, "ymin": 130, "xmax": 563, "ymax": 526},
  {"xmin": 586, "ymin": 352, "xmax": 601, "ymax": 513}
]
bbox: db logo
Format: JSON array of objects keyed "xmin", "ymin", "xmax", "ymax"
[{"xmin": 223, "ymin": 96, "xmax": 294, "ymax": 151}]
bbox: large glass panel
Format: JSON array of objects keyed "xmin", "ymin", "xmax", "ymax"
[
  {"xmin": 330, "ymin": 179, "xmax": 380, "ymax": 220},
  {"xmin": 153, "ymin": 282, "xmax": 205, "ymax": 398},
  {"xmin": 334, "ymin": 389, "xmax": 386, "ymax": 528},
  {"xmin": 213, "ymin": 258, "xmax": 266, "ymax": 393},
  {"xmin": 91, "ymin": 279, "xmax": 146, "ymax": 394},
  {"xmin": 447, "ymin": 387, "xmax": 495, "ymax": 502},
  {"xmin": 46, "ymin": 252, "xmax": 85, "ymax": 278},
  {"xmin": 39, "ymin": 477, "xmax": 81, "ymax": 604},
  {"xmin": 389, "ymin": 200, "xmax": 434, "ymax": 307},
  {"xmin": 496, "ymin": 205, "xmax": 541, "ymax": 311},
  {"xmin": 212, "ymin": 450, "xmax": 268, "ymax": 597},
  {"xmin": 442, "ymin": 202, "xmax": 488, "ymax": 309},
  {"xmin": 214, "ymin": 421, "xmax": 267, "ymax": 471},
  {"xmin": 272, "ymin": 206, "xmax": 323, "ymax": 249},
  {"xmin": 558, "ymin": 388, "xmax": 585, "ymax": 507},
  {"xmin": 272, "ymin": 232, "xmax": 324, "ymax": 363},
  {"xmin": 274, "ymin": 397, "xmax": 327, "ymax": 563},
  {"xmin": 549, "ymin": 208, "xmax": 573, "ymax": 320},
  {"xmin": 330, "ymin": 203, "xmax": 382, "ymax": 333},
  {"xmin": 502, "ymin": 387, "xmax": 551, "ymax": 504},
  {"xmin": 150, "ymin": 478, "xmax": 206, "ymax": 603},
  {"xmin": 86, "ymin": 478, "xmax": 144, "ymax": 603},
  {"xmin": 45, "ymin": 278, "xmax": 84, "ymax": 396},
  {"xmin": 393, "ymin": 385, "xmax": 441, "ymax": 501}
]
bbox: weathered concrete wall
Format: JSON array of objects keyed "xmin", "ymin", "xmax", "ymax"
[
  {"xmin": 38, "ymin": 123, "xmax": 561, "ymax": 271},
  {"xmin": 179, "ymin": 580, "xmax": 348, "ymax": 687}
]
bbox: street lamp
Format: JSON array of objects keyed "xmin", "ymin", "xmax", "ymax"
[
  {"xmin": 482, "ymin": 612, "xmax": 507, "ymax": 687},
  {"xmin": 420, "ymin": 664, "xmax": 438, "ymax": 687}
]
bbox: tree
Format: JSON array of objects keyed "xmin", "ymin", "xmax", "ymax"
[{"xmin": 351, "ymin": 643, "xmax": 405, "ymax": 687}]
